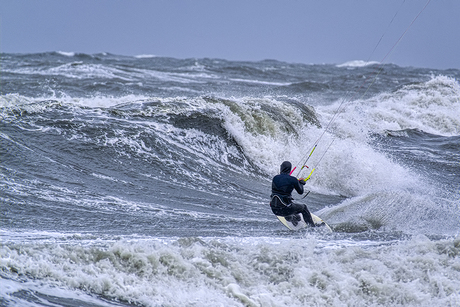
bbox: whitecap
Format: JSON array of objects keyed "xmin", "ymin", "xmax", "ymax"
[
  {"xmin": 135, "ymin": 54, "xmax": 157, "ymax": 58},
  {"xmin": 57, "ymin": 51, "xmax": 75, "ymax": 57},
  {"xmin": 337, "ymin": 60, "xmax": 380, "ymax": 68}
]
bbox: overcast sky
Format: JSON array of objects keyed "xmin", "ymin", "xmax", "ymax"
[{"xmin": 1, "ymin": 0, "xmax": 459, "ymax": 69}]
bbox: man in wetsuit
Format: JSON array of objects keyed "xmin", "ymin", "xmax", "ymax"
[{"xmin": 270, "ymin": 161, "xmax": 316, "ymax": 227}]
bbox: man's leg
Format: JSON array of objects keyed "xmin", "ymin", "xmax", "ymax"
[
  {"xmin": 290, "ymin": 203, "xmax": 315, "ymax": 227},
  {"xmin": 271, "ymin": 197, "xmax": 316, "ymax": 227}
]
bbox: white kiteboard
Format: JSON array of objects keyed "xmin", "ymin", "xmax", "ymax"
[{"xmin": 276, "ymin": 213, "xmax": 332, "ymax": 232}]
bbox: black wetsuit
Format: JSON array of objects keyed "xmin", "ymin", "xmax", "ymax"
[{"xmin": 270, "ymin": 161, "xmax": 315, "ymax": 227}]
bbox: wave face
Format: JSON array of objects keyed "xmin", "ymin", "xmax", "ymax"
[{"xmin": 1, "ymin": 52, "xmax": 460, "ymax": 306}]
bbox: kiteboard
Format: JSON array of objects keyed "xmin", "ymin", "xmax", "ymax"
[{"xmin": 276, "ymin": 213, "xmax": 332, "ymax": 232}]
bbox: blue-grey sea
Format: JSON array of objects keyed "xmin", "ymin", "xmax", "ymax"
[{"xmin": 1, "ymin": 52, "xmax": 459, "ymax": 306}]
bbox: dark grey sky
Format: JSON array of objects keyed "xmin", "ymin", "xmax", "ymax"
[{"xmin": 1, "ymin": 0, "xmax": 459, "ymax": 69}]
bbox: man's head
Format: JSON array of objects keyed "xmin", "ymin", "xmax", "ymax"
[{"xmin": 280, "ymin": 161, "xmax": 292, "ymax": 174}]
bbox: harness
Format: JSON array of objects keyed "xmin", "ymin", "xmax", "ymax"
[{"xmin": 270, "ymin": 194, "xmax": 291, "ymax": 207}]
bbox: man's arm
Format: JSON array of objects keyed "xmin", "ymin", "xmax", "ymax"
[{"xmin": 293, "ymin": 177, "xmax": 305, "ymax": 195}]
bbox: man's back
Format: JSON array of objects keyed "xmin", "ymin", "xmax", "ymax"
[{"xmin": 271, "ymin": 173, "xmax": 303, "ymax": 199}]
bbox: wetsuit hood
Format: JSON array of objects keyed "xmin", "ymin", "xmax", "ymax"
[{"xmin": 280, "ymin": 161, "xmax": 292, "ymax": 174}]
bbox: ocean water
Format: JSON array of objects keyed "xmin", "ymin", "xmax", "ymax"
[{"xmin": 1, "ymin": 52, "xmax": 459, "ymax": 306}]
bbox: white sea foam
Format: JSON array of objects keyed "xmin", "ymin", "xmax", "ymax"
[
  {"xmin": 5, "ymin": 61, "xmax": 220, "ymax": 84},
  {"xmin": 57, "ymin": 51, "xmax": 76, "ymax": 57},
  {"xmin": 0, "ymin": 93, "xmax": 35, "ymax": 108},
  {"xmin": 134, "ymin": 54, "xmax": 157, "ymax": 58},
  {"xmin": 322, "ymin": 75, "xmax": 460, "ymax": 137},
  {"xmin": 214, "ymin": 97, "xmax": 313, "ymax": 172},
  {"xmin": 4, "ymin": 62, "xmax": 135, "ymax": 81},
  {"xmin": 318, "ymin": 189, "xmax": 460, "ymax": 235},
  {"xmin": 337, "ymin": 60, "xmax": 380, "ymax": 68},
  {"xmin": 0, "ymin": 93, "xmax": 146, "ymax": 109},
  {"xmin": 1, "ymin": 235, "xmax": 459, "ymax": 306}
]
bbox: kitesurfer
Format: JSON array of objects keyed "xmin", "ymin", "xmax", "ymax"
[{"xmin": 270, "ymin": 161, "xmax": 316, "ymax": 227}]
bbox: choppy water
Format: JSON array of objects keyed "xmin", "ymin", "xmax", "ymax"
[{"xmin": 1, "ymin": 52, "xmax": 459, "ymax": 306}]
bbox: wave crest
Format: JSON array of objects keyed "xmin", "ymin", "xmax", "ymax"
[{"xmin": 337, "ymin": 60, "xmax": 380, "ymax": 68}]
